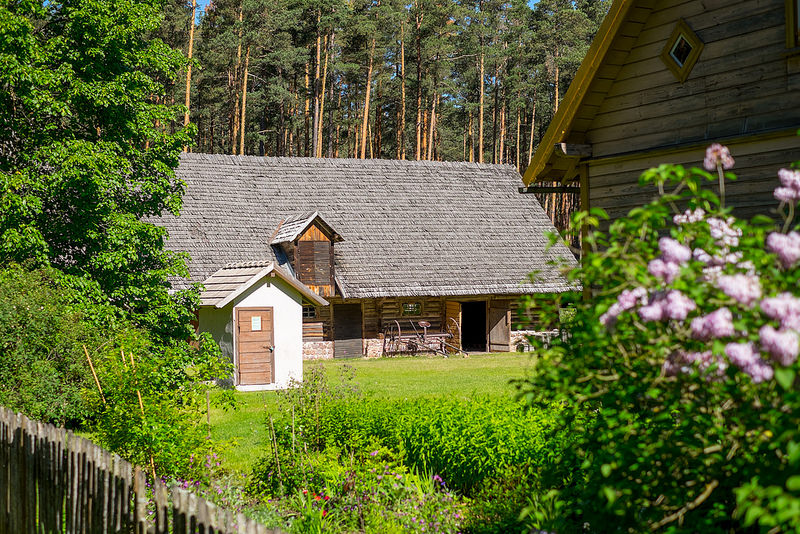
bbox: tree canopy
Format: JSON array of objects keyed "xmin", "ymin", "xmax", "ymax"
[{"xmin": 0, "ymin": 0, "xmax": 195, "ymax": 339}]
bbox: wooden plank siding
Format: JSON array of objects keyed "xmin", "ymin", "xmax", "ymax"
[
  {"xmin": 588, "ymin": 135, "xmax": 800, "ymax": 230},
  {"xmin": 586, "ymin": 0, "xmax": 800, "ymax": 158},
  {"xmin": 577, "ymin": 0, "xmax": 800, "ymax": 227}
]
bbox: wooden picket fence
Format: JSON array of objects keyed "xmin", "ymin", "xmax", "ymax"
[{"xmin": 0, "ymin": 407, "xmax": 280, "ymax": 533}]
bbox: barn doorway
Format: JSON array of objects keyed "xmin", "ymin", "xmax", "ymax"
[
  {"xmin": 334, "ymin": 303, "xmax": 363, "ymax": 358},
  {"xmin": 460, "ymin": 301, "xmax": 487, "ymax": 352}
]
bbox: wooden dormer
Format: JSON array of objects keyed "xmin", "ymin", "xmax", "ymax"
[{"xmin": 270, "ymin": 212, "xmax": 342, "ymax": 297}]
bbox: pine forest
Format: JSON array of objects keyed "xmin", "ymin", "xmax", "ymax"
[{"xmin": 160, "ymin": 0, "xmax": 608, "ymax": 228}]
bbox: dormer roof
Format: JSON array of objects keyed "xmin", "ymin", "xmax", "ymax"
[{"xmin": 270, "ymin": 212, "xmax": 343, "ymax": 245}]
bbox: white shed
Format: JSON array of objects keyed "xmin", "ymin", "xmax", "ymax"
[{"xmin": 198, "ymin": 261, "xmax": 328, "ymax": 390}]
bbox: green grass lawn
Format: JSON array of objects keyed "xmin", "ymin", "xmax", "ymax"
[{"xmin": 209, "ymin": 352, "xmax": 535, "ymax": 473}]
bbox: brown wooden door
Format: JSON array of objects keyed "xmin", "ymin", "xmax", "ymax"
[
  {"xmin": 445, "ymin": 301, "xmax": 461, "ymax": 353},
  {"xmin": 334, "ymin": 303, "xmax": 362, "ymax": 358},
  {"xmin": 488, "ymin": 303, "xmax": 511, "ymax": 352},
  {"xmin": 236, "ymin": 308, "xmax": 274, "ymax": 385}
]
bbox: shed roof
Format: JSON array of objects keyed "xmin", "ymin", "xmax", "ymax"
[
  {"xmin": 161, "ymin": 154, "xmax": 577, "ymax": 298},
  {"xmin": 199, "ymin": 261, "xmax": 329, "ymax": 308}
]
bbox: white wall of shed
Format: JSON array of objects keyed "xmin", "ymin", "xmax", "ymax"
[
  {"xmin": 198, "ymin": 306, "xmax": 235, "ymax": 388},
  {"xmin": 233, "ymin": 276, "xmax": 304, "ymax": 390}
]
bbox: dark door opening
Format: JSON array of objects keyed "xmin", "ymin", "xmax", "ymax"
[
  {"xmin": 334, "ymin": 303, "xmax": 363, "ymax": 358},
  {"xmin": 460, "ymin": 301, "xmax": 487, "ymax": 352}
]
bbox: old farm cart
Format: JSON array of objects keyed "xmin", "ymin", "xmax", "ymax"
[{"xmin": 381, "ymin": 319, "xmax": 462, "ymax": 356}]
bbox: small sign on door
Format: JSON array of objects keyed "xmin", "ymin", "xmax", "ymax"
[{"xmin": 251, "ymin": 316, "xmax": 262, "ymax": 331}]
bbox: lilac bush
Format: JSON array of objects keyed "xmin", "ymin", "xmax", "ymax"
[{"xmin": 521, "ymin": 145, "xmax": 800, "ymax": 532}]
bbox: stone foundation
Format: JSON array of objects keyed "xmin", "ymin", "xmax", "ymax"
[
  {"xmin": 363, "ymin": 337, "xmax": 383, "ymax": 358},
  {"xmin": 511, "ymin": 330, "xmax": 560, "ymax": 351},
  {"xmin": 303, "ymin": 341, "xmax": 334, "ymax": 360}
]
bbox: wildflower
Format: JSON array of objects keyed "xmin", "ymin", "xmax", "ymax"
[
  {"xmin": 704, "ymin": 143, "xmax": 735, "ymax": 171},
  {"xmin": 322, "ymin": 510, "xmax": 327, "ymax": 517},
  {"xmin": 759, "ymin": 325, "xmax": 800, "ymax": 366},
  {"xmin": 369, "ymin": 450, "xmax": 379, "ymax": 457},
  {"xmin": 725, "ymin": 342, "xmax": 774, "ymax": 383},
  {"xmin": 766, "ymin": 231, "xmax": 800, "ymax": 268},
  {"xmin": 761, "ymin": 292, "xmax": 800, "ymax": 330},
  {"xmin": 717, "ymin": 274, "xmax": 762, "ymax": 307},
  {"xmin": 661, "ymin": 290, "xmax": 696, "ymax": 321},
  {"xmin": 659, "ymin": 237, "xmax": 692, "ymax": 264},
  {"xmin": 690, "ymin": 307, "xmax": 735, "ymax": 340}
]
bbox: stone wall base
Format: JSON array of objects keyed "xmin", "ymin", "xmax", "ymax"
[
  {"xmin": 363, "ymin": 338, "xmax": 383, "ymax": 358},
  {"xmin": 303, "ymin": 341, "xmax": 334, "ymax": 360}
]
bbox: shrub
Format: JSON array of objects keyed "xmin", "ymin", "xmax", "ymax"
[
  {"xmin": 521, "ymin": 147, "xmax": 800, "ymax": 532},
  {"xmin": 0, "ymin": 264, "xmax": 110, "ymax": 425}
]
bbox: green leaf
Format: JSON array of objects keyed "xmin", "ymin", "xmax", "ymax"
[
  {"xmin": 602, "ymin": 486, "xmax": 617, "ymax": 506},
  {"xmin": 601, "ymin": 463, "xmax": 612, "ymax": 477},
  {"xmin": 776, "ymin": 368, "xmax": 795, "ymax": 391},
  {"xmin": 787, "ymin": 476, "xmax": 800, "ymax": 491}
]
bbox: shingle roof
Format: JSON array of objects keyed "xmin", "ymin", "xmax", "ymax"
[
  {"xmin": 199, "ymin": 261, "xmax": 328, "ymax": 307},
  {"xmin": 270, "ymin": 212, "xmax": 342, "ymax": 245},
  {"xmin": 159, "ymin": 154, "xmax": 577, "ymax": 298}
]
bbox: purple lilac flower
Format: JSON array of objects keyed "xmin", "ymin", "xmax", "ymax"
[
  {"xmin": 759, "ymin": 325, "xmax": 799, "ymax": 366},
  {"xmin": 717, "ymin": 274, "xmax": 762, "ymax": 307},
  {"xmin": 673, "ymin": 208, "xmax": 706, "ymax": 225},
  {"xmin": 648, "ymin": 258, "xmax": 681, "ymax": 283},
  {"xmin": 761, "ymin": 292, "xmax": 800, "ymax": 330},
  {"xmin": 637, "ymin": 291, "xmax": 695, "ymax": 322},
  {"xmin": 766, "ymin": 231, "xmax": 800, "ymax": 269},
  {"xmin": 659, "ymin": 237, "xmax": 692, "ymax": 264},
  {"xmin": 663, "ymin": 350, "xmax": 727, "ymax": 379},
  {"xmin": 664, "ymin": 290, "xmax": 696, "ymax": 320},
  {"xmin": 638, "ymin": 301, "xmax": 664, "ymax": 322},
  {"xmin": 599, "ymin": 287, "xmax": 648, "ymax": 327},
  {"xmin": 775, "ymin": 168, "xmax": 800, "ymax": 202},
  {"xmin": 708, "ymin": 217, "xmax": 741, "ymax": 247},
  {"xmin": 690, "ymin": 307, "xmax": 735, "ymax": 340},
  {"xmin": 725, "ymin": 342, "xmax": 774, "ymax": 383},
  {"xmin": 704, "ymin": 143, "xmax": 735, "ymax": 171}
]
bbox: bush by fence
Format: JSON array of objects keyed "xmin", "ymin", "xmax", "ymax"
[{"xmin": 0, "ymin": 406, "xmax": 278, "ymax": 534}]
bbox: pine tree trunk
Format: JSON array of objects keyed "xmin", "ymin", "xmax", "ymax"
[
  {"xmin": 527, "ymin": 96, "xmax": 536, "ymax": 165},
  {"xmin": 491, "ymin": 65, "xmax": 498, "ymax": 164},
  {"xmin": 515, "ymin": 103, "xmax": 521, "ymax": 172},
  {"xmin": 498, "ymin": 94, "xmax": 505, "ymax": 165},
  {"xmin": 231, "ymin": 3, "xmax": 244, "ymax": 154},
  {"xmin": 359, "ymin": 37, "xmax": 376, "ymax": 159},
  {"xmin": 239, "ymin": 45, "xmax": 250, "ymax": 155},
  {"xmin": 312, "ymin": 16, "xmax": 321, "ymax": 158},
  {"xmin": 426, "ymin": 92, "xmax": 436, "ymax": 161},
  {"xmin": 374, "ymin": 81, "xmax": 382, "ymax": 157},
  {"xmin": 239, "ymin": 45, "xmax": 250, "ymax": 156},
  {"xmin": 414, "ymin": 6, "xmax": 423, "ymax": 161},
  {"xmin": 304, "ymin": 62, "xmax": 311, "ymax": 156},
  {"xmin": 468, "ymin": 110, "xmax": 474, "ymax": 162},
  {"xmin": 477, "ymin": 49, "xmax": 485, "ymax": 163},
  {"xmin": 183, "ymin": 0, "xmax": 196, "ymax": 152},
  {"xmin": 317, "ymin": 32, "xmax": 332, "ymax": 157},
  {"xmin": 397, "ymin": 21, "xmax": 406, "ymax": 160},
  {"xmin": 554, "ymin": 44, "xmax": 560, "ymax": 113}
]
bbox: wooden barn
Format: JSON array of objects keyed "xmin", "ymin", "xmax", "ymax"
[
  {"xmin": 161, "ymin": 155, "xmax": 576, "ymax": 367},
  {"xmin": 522, "ymin": 0, "xmax": 800, "ymax": 225}
]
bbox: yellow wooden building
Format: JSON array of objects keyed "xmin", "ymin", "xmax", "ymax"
[{"xmin": 523, "ymin": 0, "xmax": 800, "ymax": 225}]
